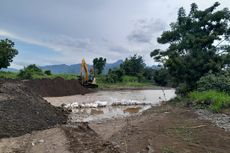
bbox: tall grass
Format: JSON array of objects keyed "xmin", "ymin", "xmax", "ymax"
[
  {"xmin": 0, "ymin": 71, "xmax": 18, "ymax": 79},
  {"xmin": 0, "ymin": 71, "xmax": 78, "ymax": 80},
  {"xmin": 96, "ymin": 75, "xmax": 154, "ymax": 89},
  {"xmin": 189, "ymin": 90, "xmax": 230, "ymax": 112}
]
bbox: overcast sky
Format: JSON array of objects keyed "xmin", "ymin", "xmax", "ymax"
[{"xmin": 0, "ymin": 0, "xmax": 229, "ymax": 69}]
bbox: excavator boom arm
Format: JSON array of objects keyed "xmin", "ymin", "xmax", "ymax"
[{"xmin": 80, "ymin": 59, "xmax": 89, "ymax": 81}]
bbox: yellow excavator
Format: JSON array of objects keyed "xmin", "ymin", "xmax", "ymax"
[{"xmin": 79, "ymin": 58, "xmax": 98, "ymax": 88}]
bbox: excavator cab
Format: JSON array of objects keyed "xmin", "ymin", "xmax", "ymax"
[{"xmin": 79, "ymin": 59, "xmax": 98, "ymax": 88}]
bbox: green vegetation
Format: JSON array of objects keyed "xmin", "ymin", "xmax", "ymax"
[
  {"xmin": 44, "ymin": 70, "xmax": 51, "ymax": 75},
  {"xmin": 93, "ymin": 57, "xmax": 106, "ymax": 75},
  {"xmin": 106, "ymin": 68, "xmax": 124, "ymax": 83},
  {"xmin": 0, "ymin": 65, "xmax": 78, "ymax": 80},
  {"xmin": 120, "ymin": 54, "xmax": 145, "ymax": 80},
  {"xmin": 0, "ymin": 71, "xmax": 18, "ymax": 79},
  {"xmin": 99, "ymin": 54, "xmax": 157, "ymax": 88},
  {"xmin": 197, "ymin": 73, "xmax": 230, "ymax": 94},
  {"xmin": 97, "ymin": 75, "xmax": 154, "ymax": 89},
  {"xmin": 106, "ymin": 54, "xmax": 146, "ymax": 83},
  {"xmin": 1, "ymin": 2, "xmax": 230, "ymax": 113},
  {"xmin": 17, "ymin": 64, "xmax": 78, "ymax": 80},
  {"xmin": 0, "ymin": 39, "xmax": 18, "ymax": 69},
  {"xmin": 153, "ymin": 68, "xmax": 172, "ymax": 87},
  {"xmin": 151, "ymin": 2, "xmax": 230, "ymax": 94},
  {"xmin": 146, "ymin": 2, "xmax": 230, "ymax": 113},
  {"xmin": 18, "ymin": 64, "xmax": 43, "ymax": 79},
  {"xmin": 189, "ymin": 90, "xmax": 230, "ymax": 112}
]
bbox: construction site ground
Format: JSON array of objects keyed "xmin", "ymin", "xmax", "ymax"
[{"xmin": 0, "ymin": 79, "xmax": 230, "ymax": 153}]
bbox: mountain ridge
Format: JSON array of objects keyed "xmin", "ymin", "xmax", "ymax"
[{"xmin": 40, "ymin": 60, "xmax": 123, "ymax": 74}]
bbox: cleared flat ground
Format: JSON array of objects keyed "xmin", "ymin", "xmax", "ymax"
[
  {"xmin": 90, "ymin": 103, "xmax": 230, "ymax": 153},
  {"xmin": 1, "ymin": 103, "xmax": 230, "ymax": 153}
]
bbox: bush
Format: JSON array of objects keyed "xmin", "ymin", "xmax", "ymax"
[
  {"xmin": 189, "ymin": 90, "xmax": 230, "ymax": 112},
  {"xmin": 17, "ymin": 70, "xmax": 32, "ymax": 79},
  {"xmin": 17, "ymin": 64, "xmax": 44, "ymax": 79},
  {"xmin": 197, "ymin": 74, "xmax": 230, "ymax": 94},
  {"xmin": 122, "ymin": 75, "xmax": 138, "ymax": 82},
  {"xmin": 0, "ymin": 71, "xmax": 18, "ymax": 79},
  {"xmin": 44, "ymin": 70, "xmax": 52, "ymax": 75},
  {"xmin": 106, "ymin": 69, "xmax": 124, "ymax": 83},
  {"xmin": 154, "ymin": 68, "xmax": 171, "ymax": 86},
  {"xmin": 143, "ymin": 67, "xmax": 156, "ymax": 81},
  {"xmin": 176, "ymin": 83, "xmax": 191, "ymax": 96}
]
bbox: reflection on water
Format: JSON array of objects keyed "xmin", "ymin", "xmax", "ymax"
[
  {"xmin": 90, "ymin": 109, "xmax": 104, "ymax": 115},
  {"xmin": 123, "ymin": 107, "xmax": 141, "ymax": 114},
  {"xmin": 45, "ymin": 89, "xmax": 176, "ymax": 107}
]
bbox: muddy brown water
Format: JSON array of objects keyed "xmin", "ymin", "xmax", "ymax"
[{"xmin": 45, "ymin": 89, "xmax": 176, "ymax": 122}]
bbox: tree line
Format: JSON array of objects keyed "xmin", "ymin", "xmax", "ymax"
[{"xmin": 1, "ymin": 2, "xmax": 230, "ymax": 95}]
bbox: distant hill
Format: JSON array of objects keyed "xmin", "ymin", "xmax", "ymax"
[
  {"xmin": 1, "ymin": 68, "xmax": 19, "ymax": 72},
  {"xmin": 40, "ymin": 60, "xmax": 123, "ymax": 74},
  {"xmin": 1, "ymin": 60, "xmax": 162, "ymax": 74}
]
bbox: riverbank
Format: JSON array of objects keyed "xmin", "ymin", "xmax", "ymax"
[
  {"xmin": 1, "ymin": 102, "xmax": 230, "ymax": 153},
  {"xmin": 1, "ymin": 79, "xmax": 230, "ymax": 153}
]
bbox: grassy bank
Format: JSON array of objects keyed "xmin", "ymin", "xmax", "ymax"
[
  {"xmin": 0, "ymin": 71, "xmax": 78, "ymax": 80},
  {"xmin": 0, "ymin": 71, "xmax": 156, "ymax": 89},
  {"xmin": 189, "ymin": 90, "xmax": 230, "ymax": 112},
  {"xmin": 96, "ymin": 81, "xmax": 155, "ymax": 89},
  {"xmin": 96, "ymin": 75, "xmax": 156, "ymax": 89}
]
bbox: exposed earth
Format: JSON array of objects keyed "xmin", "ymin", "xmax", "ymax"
[
  {"xmin": 0, "ymin": 79, "xmax": 68, "ymax": 138},
  {"xmin": 0, "ymin": 79, "xmax": 230, "ymax": 153},
  {"xmin": 24, "ymin": 78, "xmax": 91, "ymax": 97}
]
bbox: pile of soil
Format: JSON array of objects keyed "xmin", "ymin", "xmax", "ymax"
[
  {"xmin": 24, "ymin": 78, "xmax": 90, "ymax": 97},
  {"xmin": 0, "ymin": 80, "xmax": 68, "ymax": 138}
]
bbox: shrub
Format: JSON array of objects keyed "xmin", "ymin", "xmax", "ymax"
[
  {"xmin": 106, "ymin": 69, "xmax": 124, "ymax": 83},
  {"xmin": 44, "ymin": 70, "xmax": 52, "ymax": 75},
  {"xmin": 189, "ymin": 90, "xmax": 230, "ymax": 112},
  {"xmin": 17, "ymin": 64, "xmax": 44, "ymax": 79},
  {"xmin": 154, "ymin": 68, "xmax": 171, "ymax": 86},
  {"xmin": 0, "ymin": 71, "xmax": 18, "ymax": 79},
  {"xmin": 197, "ymin": 74, "xmax": 230, "ymax": 94},
  {"xmin": 122, "ymin": 75, "xmax": 138, "ymax": 82},
  {"xmin": 17, "ymin": 69, "xmax": 32, "ymax": 79},
  {"xmin": 176, "ymin": 83, "xmax": 191, "ymax": 96}
]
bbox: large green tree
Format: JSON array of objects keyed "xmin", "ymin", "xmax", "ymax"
[
  {"xmin": 151, "ymin": 2, "xmax": 230, "ymax": 92},
  {"xmin": 0, "ymin": 39, "xmax": 18, "ymax": 69},
  {"xmin": 120, "ymin": 54, "xmax": 145, "ymax": 78},
  {"xmin": 93, "ymin": 57, "xmax": 106, "ymax": 75}
]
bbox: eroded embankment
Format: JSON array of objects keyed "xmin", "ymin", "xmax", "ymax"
[{"xmin": 0, "ymin": 79, "xmax": 69, "ymax": 138}]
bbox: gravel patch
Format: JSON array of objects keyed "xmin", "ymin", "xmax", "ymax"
[{"xmin": 196, "ymin": 109, "xmax": 230, "ymax": 131}]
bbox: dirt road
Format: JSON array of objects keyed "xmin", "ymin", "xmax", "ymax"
[{"xmin": 90, "ymin": 103, "xmax": 230, "ymax": 153}]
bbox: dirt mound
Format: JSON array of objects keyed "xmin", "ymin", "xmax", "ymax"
[
  {"xmin": 0, "ymin": 80, "xmax": 68, "ymax": 138},
  {"xmin": 24, "ymin": 78, "xmax": 90, "ymax": 97}
]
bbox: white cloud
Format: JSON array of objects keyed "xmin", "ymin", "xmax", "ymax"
[{"xmin": 0, "ymin": 0, "xmax": 229, "ymax": 68}]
